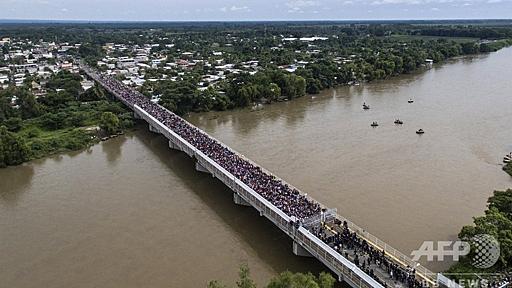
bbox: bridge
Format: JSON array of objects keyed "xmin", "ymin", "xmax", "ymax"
[{"xmin": 82, "ymin": 64, "xmax": 454, "ymax": 288}]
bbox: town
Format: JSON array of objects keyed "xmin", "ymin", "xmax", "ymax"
[{"xmin": 3, "ymin": 24, "xmax": 508, "ymax": 116}]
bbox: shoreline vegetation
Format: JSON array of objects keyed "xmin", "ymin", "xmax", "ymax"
[
  {"xmin": 0, "ymin": 70, "xmax": 134, "ymax": 168},
  {"xmin": 1, "ymin": 23, "xmax": 512, "ymax": 167},
  {"xmin": 504, "ymin": 163, "xmax": 512, "ymax": 177},
  {"xmin": 139, "ymin": 37, "xmax": 512, "ymax": 117},
  {"xmin": 1, "ymin": 21, "xmax": 512, "ymax": 284},
  {"xmin": 446, "ymin": 189, "xmax": 512, "ymax": 284},
  {"xmin": 207, "ymin": 264, "xmax": 336, "ymax": 288}
]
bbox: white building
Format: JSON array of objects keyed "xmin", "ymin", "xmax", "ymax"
[{"xmin": 117, "ymin": 57, "xmax": 136, "ymax": 69}]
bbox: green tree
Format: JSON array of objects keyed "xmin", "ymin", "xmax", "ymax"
[
  {"xmin": 4, "ymin": 117, "xmax": 22, "ymax": 132},
  {"xmin": 17, "ymin": 91, "xmax": 41, "ymax": 119},
  {"xmin": 267, "ymin": 83, "xmax": 281, "ymax": 102},
  {"xmin": 78, "ymin": 43, "xmax": 105, "ymax": 65},
  {"xmin": 46, "ymin": 70, "xmax": 83, "ymax": 97},
  {"xmin": 79, "ymin": 84, "xmax": 106, "ymax": 102},
  {"xmin": 207, "ymin": 280, "xmax": 228, "ymax": 288},
  {"xmin": 0, "ymin": 87, "xmax": 19, "ymax": 121},
  {"xmin": 503, "ymin": 163, "xmax": 512, "ymax": 177},
  {"xmin": 207, "ymin": 265, "xmax": 335, "ymax": 288},
  {"xmin": 266, "ymin": 271, "xmax": 335, "ymax": 288},
  {"xmin": 449, "ymin": 189, "xmax": 512, "ymax": 275},
  {"xmin": 236, "ymin": 264, "xmax": 257, "ymax": 288},
  {"xmin": 99, "ymin": 112, "xmax": 120, "ymax": 135},
  {"xmin": 0, "ymin": 126, "xmax": 30, "ymax": 168}
]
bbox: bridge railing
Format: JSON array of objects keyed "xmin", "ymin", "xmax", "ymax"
[
  {"xmin": 333, "ymin": 214, "xmax": 436, "ymax": 285},
  {"xmin": 85, "ymin": 66, "xmax": 437, "ymax": 288},
  {"xmin": 133, "ymin": 104, "xmax": 294, "ymax": 235},
  {"xmin": 297, "ymin": 227, "xmax": 384, "ymax": 288}
]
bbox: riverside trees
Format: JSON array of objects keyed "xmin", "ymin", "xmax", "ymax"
[
  {"xmin": 0, "ymin": 71, "xmax": 134, "ymax": 167},
  {"xmin": 1, "ymin": 22, "xmax": 512, "ymax": 165},
  {"xmin": 0, "ymin": 125, "xmax": 29, "ymax": 167},
  {"xmin": 4, "ymin": 23, "xmax": 511, "ymax": 118},
  {"xmin": 448, "ymin": 189, "xmax": 512, "ymax": 278},
  {"xmin": 207, "ymin": 264, "xmax": 336, "ymax": 288}
]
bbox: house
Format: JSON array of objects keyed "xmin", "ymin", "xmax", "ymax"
[
  {"xmin": 60, "ymin": 62, "xmax": 73, "ymax": 70},
  {"xmin": 14, "ymin": 64, "xmax": 38, "ymax": 74},
  {"xmin": 117, "ymin": 57, "xmax": 135, "ymax": 69},
  {"xmin": 37, "ymin": 71, "xmax": 52, "ymax": 79},
  {"xmin": 425, "ymin": 59, "xmax": 434, "ymax": 68},
  {"xmin": 134, "ymin": 53, "xmax": 149, "ymax": 63},
  {"xmin": 0, "ymin": 38, "xmax": 11, "ymax": 46},
  {"xmin": 0, "ymin": 75, "xmax": 9, "ymax": 84},
  {"xmin": 216, "ymin": 64, "xmax": 235, "ymax": 70},
  {"xmin": 81, "ymin": 80, "xmax": 95, "ymax": 91}
]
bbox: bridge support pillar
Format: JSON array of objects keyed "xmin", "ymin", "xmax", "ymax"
[
  {"xmin": 148, "ymin": 124, "xmax": 160, "ymax": 133},
  {"xmin": 133, "ymin": 112, "xmax": 142, "ymax": 119},
  {"xmin": 195, "ymin": 162, "xmax": 210, "ymax": 173},
  {"xmin": 293, "ymin": 241, "xmax": 313, "ymax": 257},
  {"xmin": 233, "ymin": 193, "xmax": 251, "ymax": 207},
  {"xmin": 169, "ymin": 140, "xmax": 182, "ymax": 151}
]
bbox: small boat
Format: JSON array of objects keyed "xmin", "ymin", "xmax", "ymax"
[
  {"xmin": 416, "ymin": 129, "xmax": 425, "ymax": 134},
  {"xmin": 371, "ymin": 121, "xmax": 379, "ymax": 127},
  {"xmin": 363, "ymin": 103, "xmax": 370, "ymax": 110},
  {"xmin": 408, "ymin": 99, "xmax": 414, "ymax": 103},
  {"xmin": 394, "ymin": 119, "xmax": 404, "ymax": 125}
]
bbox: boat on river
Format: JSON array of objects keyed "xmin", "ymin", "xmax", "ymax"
[
  {"xmin": 416, "ymin": 129, "xmax": 425, "ymax": 134},
  {"xmin": 371, "ymin": 121, "xmax": 379, "ymax": 127}
]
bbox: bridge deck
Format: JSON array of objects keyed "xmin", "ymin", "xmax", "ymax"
[{"xmin": 82, "ymin": 65, "xmax": 441, "ymax": 288}]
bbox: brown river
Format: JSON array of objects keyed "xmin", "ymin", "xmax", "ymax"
[{"xmin": 1, "ymin": 47, "xmax": 512, "ymax": 288}]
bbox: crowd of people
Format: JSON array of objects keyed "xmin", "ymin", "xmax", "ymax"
[
  {"xmin": 83, "ymin": 67, "xmax": 321, "ymax": 221},
  {"xmin": 311, "ymin": 221, "xmax": 427, "ymax": 288},
  {"xmin": 84, "ymin": 66, "xmax": 440, "ymax": 288},
  {"xmin": 487, "ymin": 274, "xmax": 511, "ymax": 288}
]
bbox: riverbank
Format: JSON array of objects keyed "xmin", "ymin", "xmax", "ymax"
[
  {"xmin": 187, "ymin": 46, "xmax": 512, "ymax": 273},
  {"xmin": 0, "ymin": 98, "xmax": 135, "ymax": 168},
  {"xmin": 446, "ymin": 188, "xmax": 512, "ymax": 284},
  {"xmin": 0, "ymin": 69, "xmax": 138, "ymax": 168},
  {"xmin": 3, "ymin": 45, "xmax": 512, "ymax": 287},
  {"xmin": 504, "ymin": 163, "xmax": 512, "ymax": 177},
  {"xmin": 3, "ymin": 39, "xmax": 512, "ymax": 168},
  {"xmin": 154, "ymin": 37, "xmax": 512, "ymax": 117}
]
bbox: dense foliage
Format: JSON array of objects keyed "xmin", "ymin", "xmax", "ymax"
[
  {"xmin": 448, "ymin": 189, "xmax": 512, "ymax": 278},
  {"xmin": 0, "ymin": 125, "xmax": 30, "ymax": 167},
  {"xmin": 207, "ymin": 264, "xmax": 335, "ymax": 288},
  {"xmin": 146, "ymin": 35, "xmax": 511, "ymax": 115},
  {"xmin": 128, "ymin": 23, "xmax": 512, "ymax": 115},
  {"xmin": 2, "ymin": 22, "xmax": 512, "ymax": 117},
  {"xmin": 504, "ymin": 163, "xmax": 512, "ymax": 177},
  {"xmin": 99, "ymin": 112, "xmax": 120, "ymax": 135},
  {"xmin": 0, "ymin": 71, "xmax": 134, "ymax": 167},
  {"xmin": 1, "ymin": 21, "xmax": 512, "ymax": 162}
]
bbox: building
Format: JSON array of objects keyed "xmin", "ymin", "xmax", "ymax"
[
  {"xmin": 117, "ymin": 57, "xmax": 136, "ymax": 69},
  {"xmin": 425, "ymin": 59, "xmax": 434, "ymax": 68}
]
